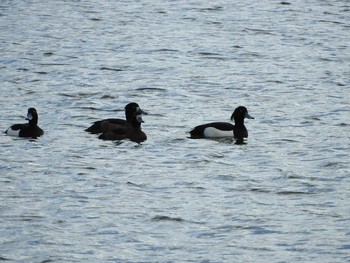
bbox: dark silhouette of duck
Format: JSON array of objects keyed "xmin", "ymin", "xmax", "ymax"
[
  {"xmin": 98, "ymin": 113, "xmax": 147, "ymax": 143},
  {"xmin": 189, "ymin": 106, "xmax": 254, "ymax": 144},
  {"xmin": 85, "ymin": 102, "xmax": 147, "ymax": 134},
  {"xmin": 5, "ymin": 108, "xmax": 44, "ymax": 139}
]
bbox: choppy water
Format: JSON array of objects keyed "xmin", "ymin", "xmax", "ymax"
[{"xmin": 1, "ymin": 0, "xmax": 349, "ymax": 262}]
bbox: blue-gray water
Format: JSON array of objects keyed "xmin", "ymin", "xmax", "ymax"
[{"xmin": 1, "ymin": 0, "xmax": 349, "ymax": 262}]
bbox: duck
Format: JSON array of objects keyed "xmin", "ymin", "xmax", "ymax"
[
  {"xmin": 5, "ymin": 108, "xmax": 44, "ymax": 138},
  {"xmin": 85, "ymin": 102, "xmax": 147, "ymax": 134},
  {"xmin": 189, "ymin": 106, "xmax": 254, "ymax": 144},
  {"xmin": 98, "ymin": 113, "xmax": 147, "ymax": 143}
]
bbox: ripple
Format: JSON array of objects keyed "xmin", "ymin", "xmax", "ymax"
[
  {"xmin": 151, "ymin": 216, "xmax": 185, "ymax": 222},
  {"xmin": 99, "ymin": 67, "xmax": 124, "ymax": 71},
  {"xmin": 276, "ymin": 191, "xmax": 315, "ymax": 195},
  {"xmin": 135, "ymin": 87, "xmax": 166, "ymax": 91}
]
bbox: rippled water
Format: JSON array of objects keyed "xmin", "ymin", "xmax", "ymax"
[{"xmin": 1, "ymin": 0, "xmax": 349, "ymax": 262}]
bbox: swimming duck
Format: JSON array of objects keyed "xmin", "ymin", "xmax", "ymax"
[
  {"xmin": 85, "ymin": 102, "xmax": 147, "ymax": 134},
  {"xmin": 5, "ymin": 108, "xmax": 44, "ymax": 138},
  {"xmin": 98, "ymin": 113, "xmax": 147, "ymax": 143},
  {"xmin": 189, "ymin": 106, "xmax": 254, "ymax": 144}
]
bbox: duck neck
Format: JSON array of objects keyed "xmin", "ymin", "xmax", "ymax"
[
  {"xmin": 134, "ymin": 122, "xmax": 141, "ymax": 130},
  {"xmin": 28, "ymin": 116, "xmax": 38, "ymax": 126},
  {"xmin": 131, "ymin": 119, "xmax": 142, "ymax": 130},
  {"xmin": 125, "ymin": 112, "xmax": 132, "ymax": 122},
  {"xmin": 234, "ymin": 117, "xmax": 245, "ymax": 127}
]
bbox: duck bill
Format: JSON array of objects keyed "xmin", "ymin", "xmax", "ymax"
[
  {"xmin": 137, "ymin": 108, "xmax": 148, "ymax": 115},
  {"xmin": 245, "ymin": 112, "xmax": 254, "ymax": 119}
]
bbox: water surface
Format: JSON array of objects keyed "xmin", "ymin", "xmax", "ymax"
[{"xmin": 1, "ymin": 0, "xmax": 349, "ymax": 262}]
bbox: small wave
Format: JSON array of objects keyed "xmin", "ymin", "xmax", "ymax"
[
  {"xmin": 34, "ymin": 71, "xmax": 48, "ymax": 75},
  {"xmin": 243, "ymin": 28, "xmax": 276, "ymax": 35},
  {"xmin": 135, "ymin": 87, "xmax": 166, "ymax": 91},
  {"xmin": 152, "ymin": 48, "xmax": 179, "ymax": 53},
  {"xmin": 196, "ymin": 52, "xmax": 227, "ymax": 60},
  {"xmin": 17, "ymin": 67, "xmax": 29, "ymax": 71},
  {"xmin": 277, "ymin": 191, "xmax": 313, "ymax": 195},
  {"xmin": 152, "ymin": 215, "xmax": 184, "ymax": 222},
  {"xmin": 126, "ymin": 181, "xmax": 146, "ymax": 188},
  {"xmin": 59, "ymin": 92, "xmax": 100, "ymax": 98},
  {"xmin": 43, "ymin": 52, "xmax": 54, "ymax": 56},
  {"xmin": 99, "ymin": 67, "xmax": 124, "ymax": 72},
  {"xmin": 199, "ymin": 6, "xmax": 223, "ymax": 12}
]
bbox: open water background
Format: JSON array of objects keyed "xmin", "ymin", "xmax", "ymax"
[{"xmin": 0, "ymin": 0, "xmax": 349, "ymax": 262}]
